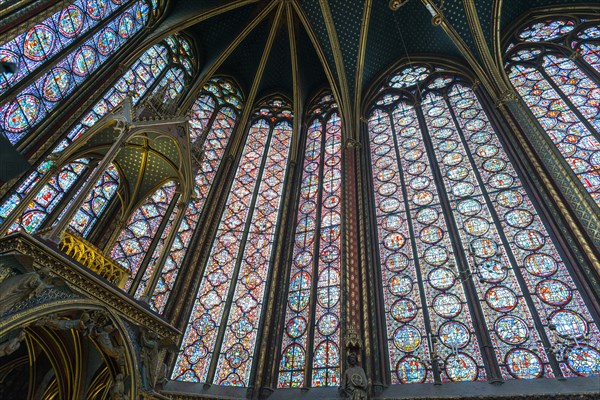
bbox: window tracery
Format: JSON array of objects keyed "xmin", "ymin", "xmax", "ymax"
[
  {"xmin": 505, "ymin": 18, "xmax": 600, "ymax": 206},
  {"xmin": 367, "ymin": 64, "xmax": 600, "ymax": 384},
  {"xmin": 173, "ymin": 98, "xmax": 293, "ymax": 387},
  {"xmin": 278, "ymin": 93, "xmax": 343, "ymax": 388}
]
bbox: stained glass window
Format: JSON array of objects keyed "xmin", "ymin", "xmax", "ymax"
[
  {"xmin": 133, "ymin": 78, "xmax": 243, "ymax": 313},
  {"xmin": 68, "ymin": 163, "xmax": 120, "ymax": 237},
  {"xmin": 278, "ymin": 93, "xmax": 343, "ymax": 388},
  {"xmin": 505, "ymin": 18, "xmax": 600, "ymax": 207},
  {"xmin": 0, "ymin": 34, "xmax": 191, "ymax": 236},
  {"xmin": 368, "ymin": 64, "xmax": 600, "ymax": 384},
  {"xmin": 173, "ymin": 98, "xmax": 293, "ymax": 387},
  {"xmin": 1, "ymin": 0, "xmax": 152, "ymax": 144},
  {"xmin": 5, "ymin": 159, "xmax": 90, "ymax": 234},
  {"xmin": 109, "ymin": 180, "xmax": 178, "ymax": 289}
]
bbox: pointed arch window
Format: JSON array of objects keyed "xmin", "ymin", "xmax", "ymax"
[
  {"xmin": 0, "ymin": 34, "xmax": 193, "ymax": 236},
  {"xmin": 173, "ymin": 98, "xmax": 293, "ymax": 387},
  {"xmin": 367, "ymin": 64, "xmax": 600, "ymax": 384},
  {"xmin": 133, "ymin": 78, "xmax": 243, "ymax": 313},
  {"xmin": 277, "ymin": 93, "xmax": 343, "ymax": 388},
  {"xmin": 0, "ymin": 0, "xmax": 155, "ymax": 144},
  {"xmin": 505, "ymin": 18, "xmax": 600, "ymax": 206}
]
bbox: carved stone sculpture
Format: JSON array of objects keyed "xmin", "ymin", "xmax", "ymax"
[
  {"xmin": 35, "ymin": 312, "xmax": 93, "ymax": 335},
  {"xmin": 109, "ymin": 373, "xmax": 125, "ymax": 400},
  {"xmin": 0, "ymin": 331, "xmax": 26, "ymax": 357},
  {"xmin": 0, "ymin": 270, "xmax": 50, "ymax": 314},
  {"xmin": 140, "ymin": 329, "xmax": 159, "ymax": 389},
  {"xmin": 341, "ymin": 350, "xmax": 368, "ymax": 400},
  {"xmin": 93, "ymin": 323, "xmax": 124, "ymax": 365}
]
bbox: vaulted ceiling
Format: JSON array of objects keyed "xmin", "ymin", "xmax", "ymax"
[{"xmin": 142, "ymin": 0, "xmax": 591, "ymax": 121}]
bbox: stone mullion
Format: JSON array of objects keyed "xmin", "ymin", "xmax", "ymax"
[{"xmin": 0, "ymin": 0, "xmax": 138, "ymax": 109}]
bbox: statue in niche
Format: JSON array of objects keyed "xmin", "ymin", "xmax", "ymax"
[
  {"xmin": 340, "ymin": 325, "xmax": 369, "ymax": 399},
  {"xmin": 341, "ymin": 350, "xmax": 368, "ymax": 400},
  {"xmin": 140, "ymin": 329, "xmax": 159, "ymax": 389},
  {"xmin": 0, "ymin": 268, "xmax": 52, "ymax": 314},
  {"xmin": 0, "ymin": 330, "xmax": 26, "ymax": 357}
]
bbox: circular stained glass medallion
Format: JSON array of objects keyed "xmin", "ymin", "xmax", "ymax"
[
  {"xmin": 497, "ymin": 190, "xmax": 523, "ymax": 208},
  {"xmin": 514, "ymin": 229, "xmax": 545, "ymax": 251},
  {"xmin": 393, "ymin": 325, "xmax": 421, "ymax": 352},
  {"xmin": 457, "ymin": 198, "xmax": 482, "ymax": 216},
  {"xmin": 483, "ymin": 158, "xmax": 506, "ymax": 173},
  {"xmin": 485, "ymin": 286, "xmax": 518, "ymax": 312},
  {"xmin": 86, "ymin": 0, "xmax": 108, "ymax": 20},
  {"xmin": 59, "ymin": 6, "xmax": 84, "ymax": 38},
  {"xmin": 524, "ymin": 253, "xmax": 557, "ymax": 277},
  {"xmin": 488, "ymin": 173, "xmax": 514, "ymax": 190},
  {"xmin": 463, "ymin": 217, "xmax": 489, "ymax": 237},
  {"xmin": 452, "ymin": 182, "xmax": 475, "ymax": 197},
  {"xmin": 565, "ymin": 345, "xmax": 600, "ymax": 376},
  {"xmin": 470, "ymin": 238, "xmax": 498, "ymax": 258},
  {"xmin": 420, "ymin": 226, "xmax": 443, "ymax": 244},
  {"xmin": 317, "ymin": 313, "xmax": 339, "ymax": 336},
  {"xmin": 412, "ymin": 191, "xmax": 433, "ymax": 206},
  {"xmin": 495, "ymin": 315, "xmax": 529, "ymax": 345},
  {"xmin": 382, "ymin": 214, "xmax": 403, "ymax": 231},
  {"xmin": 386, "ymin": 253, "xmax": 409, "ymax": 272},
  {"xmin": 433, "ymin": 293, "xmax": 462, "ymax": 318},
  {"xmin": 550, "ymin": 310, "xmax": 588, "ymax": 339},
  {"xmin": 380, "ymin": 198, "xmax": 400, "ymax": 213},
  {"xmin": 536, "ymin": 279, "xmax": 572, "ymax": 306},
  {"xmin": 410, "ymin": 176, "xmax": 430, "ymax": 190},
  {"xmin": 447, "ymin": 166, "xmax": 468, "ymax": 181},
  {"xmin": 442, "ymin": 152, "xmax": 463, "ymax": 166},
  {"xmin": 389, "ymin": 274, "xmax": 412, "ymax": 297},
  {"xmin": 439, "ymin": 321, "xmax": 470, "ymax": 349},
  {"xmin": 42, "ymin": 68, "xmax": 71, "ymax": 102},
  {"xmin": 445, "ymin": 353, "xmax": 478, "ymax": 382},
  {"xmin": 476, "ymin": 144, "xmax": 499, "ymax": 158},
  {"xmin": 505, "ymin": 348, "xmax": 543, "ymax": 379},
  {"xmin": 97, "ymin": 28, "xmax": 118, "ymax": 56},
  {"xmin": 396, "ymin": 356, "xmax": 426, "ymax": 383},
  {"xmin": 378, "ymin": 182, "xmax": 397, "ymax": 197},
  {"xmin": 428, "ymin": 267, "xmax": 456, "ymax": 290},
  {"xmin": 478, "ymin": 260, "xmax": 507, "ymax": 283},
  {"xmin": 23, "ymin": 25, "xmax": 55, "ymax": 61},
  {"xmin": 384, "ymin": 232, "xmax": 406, "ymax": 250},
  {"xmin": 505, "ymin": 209, "xmax": 534, "ymax": 228},
  {"xmin": 5, "ymin": 95, "xmax": 40, "ymax": 133},
  {"xmin": 286, "ymin": 317, "xmax": 307, "ymax": 338},
  {"xmin": 415, "ymin": 207, "xmax": 438, "ymax": 225},
  {"xmin": 72, "ymin": 46, "xmax": 97, "ymax": 76},
  {"xmin": 391, "ymin": 299, "xmax": 418, "ymax": 323},
  {"xmin": 424, "ymin": 246, "xmax": 449, "ymax": 266}
]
